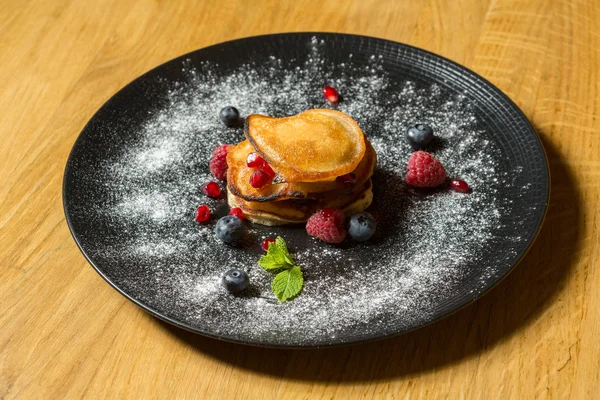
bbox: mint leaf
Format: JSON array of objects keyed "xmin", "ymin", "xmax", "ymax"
[
  {"xmin": 258, "ymin": 238, "xmax": 293, "ymax": 271},
  {"xmin": 258, "ymin": 236, "xmax": 297, "ymax": 271},
  {"xmin": 275, "ymin": 236, "xmax": 295, "ymax": 266},
  {"xmin": 258, "ymin": 237, "xmax": 305, "ymax": 302},
  {"xmin": 257, "ymin": 254, "xmax": 288, "ymax": 270},
  {"xmin": 272, "ymin": 265, "xmax": 303, "ymax": 302}
]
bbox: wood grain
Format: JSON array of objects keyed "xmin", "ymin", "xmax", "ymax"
[{"xmin": 1, "ymin": 0, "xmax": 599, "ymax": 398}]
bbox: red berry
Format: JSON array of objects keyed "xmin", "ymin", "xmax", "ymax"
[
  {"xmin": 406, "ymin": 151, "xmax": 446, "ymax": 188},
  {"xmin": 450, "ymin": 179, "xmax": 470, "ymax": 193},
  {"xmin": 260, "ymin": 161, "xmax": 275, "ymax": 178},
  {"xmin": 194, "ymin": 205, "xmax": 211, "ymax": 223},
  {"xmin": 201, "ymin": 181, "xmax": 222, "ymax": 198},
  {"xmin": 228, "ymin": 207, "xmax": 245, "ymax": 220},
  {"xmin": 336, "ymin": 173, "xmax": 357, "ymax": 185},
  {"xmin": 250, "ymin": 170, "xmax": 271, "ymax": 188},
  {"xmin": 247, "ymin": 152, "xmax": 275, "ymax": 177},
  {"xmin": 261, "ymin": 237, "xmax": 276, "ymax": 251},
  {"xmin": 246, "ymin": 152, "xmax": 263, "ymax": 168},
  {"xmin": 306, "ymin": 208, "xmax": 347, "ymax": 244},
  {"xmin": 323, "ymin": 86, "xmax": 339, "ymax": 103},
  {"xmin": 209, "ymin": 144, "xmax": 229, "ymax": 180}
]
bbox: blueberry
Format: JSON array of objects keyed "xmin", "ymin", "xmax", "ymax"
[
  {"xmin": 219, "ymin": 106, "xmax": 242, "ymax": 127},
  {"xmin": 214, "ymin": 216, "xmax": 245, "ymax": 244},
  {"xmin": 222, "ymin": 269, "xmax": 249, "ymax": 294},
  {"xmin": 348, "ymin": 212, "xmax": 377, "ymax": 242},
  {"xmin": 406, "ymin": 123, "xmax": 434, "ymax": 150}
]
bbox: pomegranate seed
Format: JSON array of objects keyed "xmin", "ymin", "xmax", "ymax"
[
  {"xmin": 261, "ymin": 161, "xmax": 275, "ymax": 178},
  {"xmin": 201, "ymin": 181, "xmax": 222, "ymax": 198},
  {"xmin": 323, "ymin": 85, "xmax": 339, "ymax": 103},
  {"xmin": 336, "ymin": 173, "xmax": 357, "ymax": 185},
  {"xmin": 194, "ymin": 205, "xmax": 211, "ymax": 223},
  {"xmin": 228, "ymin": 207, "xmax": 245, "ymax": 220},
  {"xmin": 247, "ymin": 152, "xmax": 275, "ymax": 177},
  {"xmin": 250, "ymin": 170, "xmax": 271, "ymax": 188},
  {"xmin": 246, "ymin": 152, "xmax": 264, "ymax": 168},
  {"xmin": 450, "ymin": 179, "xmax": 470, "ymax": 193},
  {"xmin": 262, "ymin": 237, "xmax": 276, "ymax": 251}
]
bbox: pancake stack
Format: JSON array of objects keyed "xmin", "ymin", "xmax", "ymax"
[{"xmin": 226, "ymin": 109, "xmax": 376, "ymax": 226}]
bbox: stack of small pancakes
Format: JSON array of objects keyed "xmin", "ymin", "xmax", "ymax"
[{"xmin": 227, "ymin": 109, "xmax": 376, "ymax": 226}]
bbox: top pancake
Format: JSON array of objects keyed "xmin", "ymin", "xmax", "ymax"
[
  {"xmin": 226, "ymin": 139, "xmax": 376, "ymax": 202},
  {"xmin": 245, "ymin": 109, "xmax": 366, "ymax": 182}
]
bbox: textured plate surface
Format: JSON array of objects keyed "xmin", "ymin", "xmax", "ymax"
[{"xmin": 64, "ymin": 33, "xmax": 549, "ymax": 347}]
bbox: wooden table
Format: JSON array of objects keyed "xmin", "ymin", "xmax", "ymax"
[{"xmin": 2, "ymin": 0, "xmax": 599, "ymax": 398}]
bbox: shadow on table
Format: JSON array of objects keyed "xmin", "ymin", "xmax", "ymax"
[{"xmin": 154, "ymin": 132, "xmax": 582, "ymax": 382}]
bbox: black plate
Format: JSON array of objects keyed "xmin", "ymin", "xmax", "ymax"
[{"xmin": 64, "ymin": 33, "xmax": 549, "ymax": 348}]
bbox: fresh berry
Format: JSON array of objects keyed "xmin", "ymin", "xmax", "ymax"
[
  {"xmin": 348, "ymin": 212, "xmax": 377, "ymax": 242},
  {"xmin": 406, "ymin": 151, "xmax": 446, "ymax": 188},
  {"xmin": 194, "ymin": 205, "xmax": 211, "ymax": 223},
  {"xmin": 336, "ymin": 173, "xmax": 357, "ymax": 185},
  {"xmin": 209, "ymin": 144, "xmax": 229, "ymax": 180},
  {"xmin": 214, "ymin": 216, "xmax": 245, "ymax": 244},
  {"xmin": 260, "ymin": 161, "xmax": 275, "ymax": 178},
  {"xmin": 247, "ymin": 152, "xmax": 275, "ymax": 177},
  {"xmin": 406, "ymin": 123, "xmax": 434, "ymax": 150},
  {"xmin": 201, "ymin": 181, "xmax": 222, "ymax": 198},
  {"xmin": 323, "ymin": 86, "xmax": 339, "ymax": 103},
  {"xmin": 261, "ymin": 237, "xmax": 276, "ymax": 251},
  {"xmin": 450, "ymin": 179, "xmax": 470, "ymax": 193},
  {"xmin": 219, "ymin": 106, "xmax": 242, "ymax": 127},
  {"xmin": 228, "ymin": 207, "xmax": 245, "ymax": 220},
  {"xmin": 306, "ymin": 208, "xmax": 347, "ymax": 244},
  {"xmin": 250, "ymin": 170, "xmax": 271, "ymax": 188},
  {"xmin": 246, "ymin": 152, "xmax": 263, "ymax": 168},
  {"xmin": 222, "ymin": 269, "xmax": 249, "ymax": 294}
]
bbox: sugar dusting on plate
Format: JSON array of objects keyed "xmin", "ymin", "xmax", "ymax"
[{"xmin": 88, "ymin": 38, "xmax": 526, "ymax": 345}]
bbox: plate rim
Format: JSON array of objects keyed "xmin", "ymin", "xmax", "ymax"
[{"xmin": 63, "ymin": 32, "xmax": 550, "ymax": 348}]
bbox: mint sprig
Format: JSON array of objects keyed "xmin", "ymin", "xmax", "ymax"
[
  {"xmin": 258, "ymin": 237, "xmax": 304, "ymax": 302},
  {"xmin": 272, "ymin": 266, "xmax": 303, "ymax": 302}
]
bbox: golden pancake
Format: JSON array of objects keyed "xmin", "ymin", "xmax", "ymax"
[
  {"xmin": 245, "ymin": 109, "xmax": 366, "ymax": 183},
  {"xmin": 227, "ymin": 139, "xmax": 376, "ymax": 202},
  {"xmin": 227, "ymin": 180, "xmax": 373, "ymax": 225}
]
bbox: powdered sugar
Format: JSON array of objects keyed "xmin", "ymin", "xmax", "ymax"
[{"xmin": 82, "ymin": 37, "xmax": 531, "ymax": 346}]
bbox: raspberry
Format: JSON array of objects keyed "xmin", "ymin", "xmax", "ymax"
[
  {"xmin": 209, "ymin": 144, "xmax": 229, "ymax": 180},
  {"xmin": 228, "ymin": 207, "xmax": 245, "ymax": 220},
  {"xmin": 306, "ymin": 208, "xmax": 347, "ymax": 244},
  {"xmin": 405, "ymin": 151, "xmax": 446, "ymax": 188}
]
